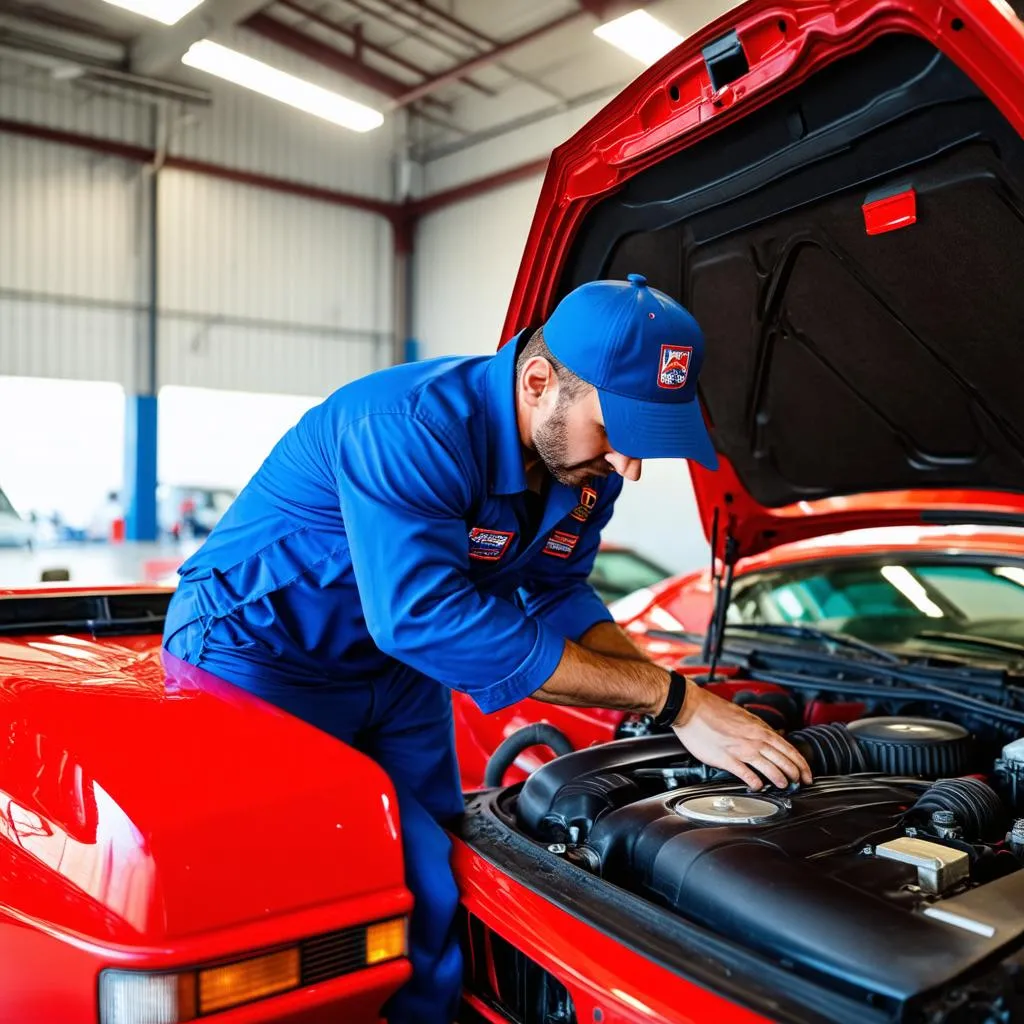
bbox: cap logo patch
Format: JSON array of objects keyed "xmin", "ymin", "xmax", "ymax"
[
  {"xmin": 658, "ymin": 344, "xmax": 692, "ymax": 390},
  {"xmin": 570, "ymin": 485, "xmax": 598, "ymax": 523},
  {"xmin": 468, "ymin": 527, "xmax": 514, "ymax": 561}
]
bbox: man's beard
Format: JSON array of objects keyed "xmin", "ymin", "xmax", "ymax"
[{"xmin": 533, "ymin": 403, "xmax": 611, "ymax": 488}]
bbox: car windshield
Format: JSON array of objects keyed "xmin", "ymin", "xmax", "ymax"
[
  {"xmin": 726, "ymin": 558, "xmax": 1024, "ymax": 655},
  {"xmin": 590, "ymin": 549, "xmax": 670, "ymax": 603}
]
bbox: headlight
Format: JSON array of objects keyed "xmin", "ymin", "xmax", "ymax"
[{"xmin": 98, "ymin": 917, "xmax": 407, "ymax": 1023}]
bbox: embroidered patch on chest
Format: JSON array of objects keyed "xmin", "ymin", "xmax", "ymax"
[
  {"xmin": 569, "ymin": 485, "xmax": 598, "ymax": 523},
  {"xmin": 543, "ymin": 529, "xmax": 579, "ymax": 559},
  {"xmin": 468, "ymin": 527, "xmax": 515, "ymax": 561}
]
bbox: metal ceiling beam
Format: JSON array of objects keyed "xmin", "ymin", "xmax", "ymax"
[
  {"xmin": 0, "ymin": 1, "xmax": 127, "ymax": 46},
  {"xmin": 0, "ymin": 37, "xmax": 211, "ymax": 105},
  {"xmin": 274, "ymin": 0, "xmax": 495, "ymax": 96},
  {"xmin": 244, "ymin": 11, "xmax": 453, "ymax": 113},
  {"xmin": 0, "ymin": 6, "xmax": 125, "ymax": 65},
  {"xmin": 390, "ymin": 0, "xmax": 497, "ymax": 47},
  {"xmin": 244, "ymin": 10, "xmax": 406, "ymax": 97},
  {"xmin": 391, "ymin": 8, "xmax": 582, "ymax": 108},
  {"xmin": 379, "ymin": 0, "xmax": 569, "ymax": 101},
  {"xmin": 413, "ymin": 81, "xmax": 622, "ymax": 163},
  {"xmin": 131, "ymin": 0, "xmax": 268, "ymax": 76},
  {"xmin": 405, "ymin": 156, "xmax": 549, "ymax": 219}
]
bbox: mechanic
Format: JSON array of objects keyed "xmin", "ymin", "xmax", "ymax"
[{"xmin": 163, "ymin": 273, "xmax": 812, "ymax": 1024}]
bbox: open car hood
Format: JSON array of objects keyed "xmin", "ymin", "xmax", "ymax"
[{"xmin": 505, "ymin": 0, "xmax": 1024, "ymax": 559}]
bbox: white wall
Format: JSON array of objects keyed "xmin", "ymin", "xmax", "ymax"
[{"xmin": 413, "ymin": 175, "xmax": 544, "ymax": 359}]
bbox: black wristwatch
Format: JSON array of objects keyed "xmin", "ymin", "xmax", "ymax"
[{"xmin": 652, "ymin": 670, "xmax": 688, "ymax": 728}]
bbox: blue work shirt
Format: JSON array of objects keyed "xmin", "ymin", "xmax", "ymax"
[{"xmin": 163, "ymin": 333, "xmax": 621, "ymax": 713}]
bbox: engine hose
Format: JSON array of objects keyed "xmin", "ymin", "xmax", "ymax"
[
  {"xmin": 908, "ymin": 777, "xmax": 1006, "ymax": 843},
  {"xmin": 484, "ymin": 724, "xmax": 575, "ymax": 787},
  {"xmin": 790, "ymin": 722, "xmax": 868, "ymax": 775}
]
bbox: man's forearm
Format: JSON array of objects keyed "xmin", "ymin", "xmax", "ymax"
[
  {"xmin": 532, "ymin": 638, "xmax": 669, "ymax": 716},
  {"xmin": 578, "ymin": 620, "xmax": 652, "ymax": 662}
]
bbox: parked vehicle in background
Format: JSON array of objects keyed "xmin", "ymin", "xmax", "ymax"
[
  {"xmin": 589, "ymin": 543, "xmax": 671, "ymax": 603},
  {"xmin": 158, "ymin": 484, "xmax": 237, "ymax": 540},
  {"xmin": 614, "ymin": 523, "xmax": 1024, "ymax": 666},
  {"xmin": 0, "ymin": 486, "xmax": 33, "ymax": 550}
]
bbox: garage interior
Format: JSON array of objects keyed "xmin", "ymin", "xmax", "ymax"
[
  {"xmin": 8, "ymin": 4, "xmax": 1024, "ymax": 1022},
  {"xmin": 0, "ymin": 0, "xmax": 733, "ymax": 589}
]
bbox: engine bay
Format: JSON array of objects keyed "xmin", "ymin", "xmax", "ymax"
[{"xmin": 495, "ymin": 686, "xmax": 1024, "ymax": 1019}]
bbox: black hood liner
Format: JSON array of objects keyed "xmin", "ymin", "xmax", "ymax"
[{"xmin": 560, "ymin": 33, "xmax": 1024, "ymax": 508}]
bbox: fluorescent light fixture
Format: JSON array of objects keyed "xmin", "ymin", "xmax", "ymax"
[
  {"xmin": 593, "ymin": 9, "xmax": 684, "ymax": 66},
  {"xmin": 994, "ymin": 566, "xmax": 1024, "ymax": 588},
  {"xmin": 100, "ymin": 0, "xmax": 206, "ymax": 26},
  {"xmin": 182, "ymin": 40, "xmax": 384, "ymax": 133},
  {"xmin": 880, "ymin": 565, "xmax": 945, "ymax": 618}
]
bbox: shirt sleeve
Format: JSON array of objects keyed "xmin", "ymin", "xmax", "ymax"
[
  {"xmin": 335, "ymin": 412, "xmax": 566, "ymax": 713},
  {"xmin": 517, "ymin": 474, "xmax": 623, "ymax": 642}
]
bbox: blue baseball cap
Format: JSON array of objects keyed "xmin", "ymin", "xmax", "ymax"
[{"xmin": 542, "ymin": 274, "xmax": 718, "ymax": 469}]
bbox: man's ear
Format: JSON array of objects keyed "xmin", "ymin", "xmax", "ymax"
[{"xmin": 519, "ymin": 356, "xmax": 557, "ymax": 408}]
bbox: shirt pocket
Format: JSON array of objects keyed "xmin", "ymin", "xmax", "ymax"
[{"xmin": 464, "ymin": 498, "xmax": 523, "ymax": 580}]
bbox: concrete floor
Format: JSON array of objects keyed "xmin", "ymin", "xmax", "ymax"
[{"xmin": 0, "ymin": 540, "xmax": 201, "ymax": 589}]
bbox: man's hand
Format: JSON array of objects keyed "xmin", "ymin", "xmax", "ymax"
[{"xmin": 672, "ymin": 679, "xmax": 812, "ymax": 790}]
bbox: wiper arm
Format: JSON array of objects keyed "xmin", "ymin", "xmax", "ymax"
[
  {"xmin": 911, "ymin": 630, "xmax": 1024, "ymax": 657},
  {"xmin": 722, "ymin": 623, "xmax": 902, "ymax": 663}
]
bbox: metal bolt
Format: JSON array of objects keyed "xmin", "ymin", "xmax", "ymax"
[
  {"xmin": 1011, "ymin": 818, "xmax": 1024, "ymax": 842},
  {"xmin": 547, "ymin": 843, "xmax": 567, "ymax": 855},
  {"xmin": 932, "ymin": 810, "xmax": 957, "ymax": 827}
]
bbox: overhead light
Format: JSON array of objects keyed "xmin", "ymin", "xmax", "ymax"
[
  {"xmin": 182, "ymin": 41, "xmax": 384, "ymax": 133},
  {"xmin": 880, "ymin": 565, "xmax": 945, "ymax": 618},
  {"xmin": 593, "ymin": 9, "xmax": 684, "ymax": 66},
  {"xmin": 99, "ymin": 0, "xmax": 207, "ymax": 26}
]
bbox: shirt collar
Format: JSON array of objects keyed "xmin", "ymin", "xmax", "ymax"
[{"xmin": 483, "ymin": 330, "xmax": 530, "ymax": 495}]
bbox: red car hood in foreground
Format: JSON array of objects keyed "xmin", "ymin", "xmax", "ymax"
[
  {"xmin": 503, "ymin": 0, "xmax": 1024, "ymax": 561},
  {"xmin": 0, "ymin": 591, "xmax": 406, "ymax": 949}
]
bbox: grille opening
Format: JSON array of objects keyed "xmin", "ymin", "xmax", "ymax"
[{"xmin": 460, "ymin": 911, "xmax": 576, "ymax": 1024}]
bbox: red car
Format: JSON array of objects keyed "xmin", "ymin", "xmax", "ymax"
[
  {"xmin": 0, "ymin": 588, "xmax": 412, "ymax": 1024},
  {"xmin": 8, "ymin": 0, "xmax": 1024, "ymax": 1022},
  {"xmin": 616, "ymin": 520, "xmax": 1024, "ymax": 665}
]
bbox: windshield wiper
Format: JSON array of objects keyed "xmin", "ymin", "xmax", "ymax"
[
  {"xmin": 911, "ymin": 630, "xmax": 1024, "ymax": 658},
  {"xmin": 721, "ymin": 623, "xmax": 902, "ymax": 663}
]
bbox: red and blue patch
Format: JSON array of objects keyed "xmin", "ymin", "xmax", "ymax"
[
  {"xmin": 658, "ymin": 344, "xmax": 692, "ymax": 390},
  {"xmin": 543, "ymin": 529, "xmax": 579, "ymax": 559},
  {"xmin": 468, "ymin": 527, "xmax": 514, "ymax": 561}
]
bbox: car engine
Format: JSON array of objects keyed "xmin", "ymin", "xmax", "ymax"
[{"xmin": 512, "ymin": 713, "xmax": 1024, "ymax": 1015}]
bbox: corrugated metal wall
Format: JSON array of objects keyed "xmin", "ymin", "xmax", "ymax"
[
  {"xmin": 158, "ymin": 169, "xmax": 390, "ymax": 394},
  {"xmin": 0, "ymin": 131, "xmax": 148, "ymax": 386},
  {"xmin": 0, "ymin": 53, "xmax": 393, "ymax": 398}
]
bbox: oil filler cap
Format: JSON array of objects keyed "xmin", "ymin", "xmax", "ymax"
[{"xmin": 675, "ymin": 793, "xmax": 785, "ymax": 825}]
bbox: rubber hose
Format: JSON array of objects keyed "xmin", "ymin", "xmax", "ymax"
[{"xmin": 484, "ymin": 724, "xmax": 575, "ymax": 787}]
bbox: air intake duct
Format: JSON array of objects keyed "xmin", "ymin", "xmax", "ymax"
[
  {"xmin": 909, "ymin": 777, "xmax": 1006, "ymax": 843},
  {"xmin": 789, "ymin": 723, "xmax": 867, "ymax": 775},
  {"xmin": 847, "ymin": 717, "xmax": 972, "ymax": 777}
]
